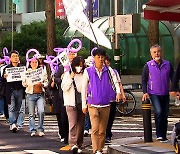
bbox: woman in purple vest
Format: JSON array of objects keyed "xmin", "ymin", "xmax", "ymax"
[
  {"xmin": 81, "ymin": 48, "xmax": 121, "ymax": 154},
  {"xmin": 142, "ymin": 44, "xmax": 174, "ymax": 142}
]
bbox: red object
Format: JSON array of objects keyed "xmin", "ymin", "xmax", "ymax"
[
  {"xmin": 56, "ymin": 0, "xmax": 66, "ymax": 19},
  {"xmin": 143, "ymin": 0, "xmax": 180, "ymax": 22}
]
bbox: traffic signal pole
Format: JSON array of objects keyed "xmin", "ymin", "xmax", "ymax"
[{"xmin": 114, "ymin": 0, "xmax": 121, "ymax": 74}]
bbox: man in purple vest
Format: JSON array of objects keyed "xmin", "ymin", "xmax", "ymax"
[
  {"xmin": 142, "ymin": 44, "xmax": 174, "ymax": 142},
  {"xmin": 81, "ymin": 48, "xmax": 121, "ymax": 154}
]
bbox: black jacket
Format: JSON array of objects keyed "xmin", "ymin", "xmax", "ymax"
[{"xmin": 2, "ymin": 64, "xmax": 25, "ymax": 104}]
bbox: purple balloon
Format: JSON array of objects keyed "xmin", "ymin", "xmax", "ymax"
[
  {"xmin": 44, "ymin": 39, "xmax": 82, "ymax": 74},
  {"xmin": 3, "ymin": 47, "xmax": 8, "ymax": 56},
  {"xmin": 53, "ymin": 48, "xmax": 64, "ymax": 54},
  {"xmin": 44, "ymin": 55, "xmax": 59, "ymax": 74},
  {"xmin": 26, "ymin": 49, "xmax": 40, "ymax": 68},
  {"xmin": 91, "ymin": 47, "xmax": 97, "ymax": 57},
  {"xmin": 67, "ymin": 39, "xmax": 82, "ymax": 53},
  {"xmin": 1, "ymin": 47, "xmax": 10, "ymax": 65}
]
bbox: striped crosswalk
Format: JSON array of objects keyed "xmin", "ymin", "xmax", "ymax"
[
  {"xmin": 22, "ymin": 115, "xmax": 179, "ymax": 138},
  {"xmin": 111, "ymin": 116, "xmax": 179, "ymax": 138},
  {"xmin": 0, "ymin": 114, "xmax": 179, "ymax": 153}
]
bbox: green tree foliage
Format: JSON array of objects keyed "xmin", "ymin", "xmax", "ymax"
[
  {"xmin": 55, "ymin": 19, "xmax": 69, "ymax": 48},
  {"xmin": 78, "ymin": 47, "xmax": 89, "ymax": 59},
  {"xmin": 1, "ymin": 19, "xmax": 68, "ymax": 56}
]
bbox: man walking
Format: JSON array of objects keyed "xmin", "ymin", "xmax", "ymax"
[
  {"xmin": 3, "ymin": 50, "xmax": 25, "ymax": 132},
  {"xmin": 81, "ymin": 48, "xmax": 121, "ymax": 154},
  {"xmin": 142, "ymin": 44, "xmax": 174, "ymax": 142}
]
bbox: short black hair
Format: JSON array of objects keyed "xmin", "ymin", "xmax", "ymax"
[
  {"xmin": 92, "ymin": 48, "xmax": 106, "ymax": 57},
  {"xmin": 9, "ymin": 50, "xmax": 19, "ymax": 57},
  {"xmin": 105, "ymin": 54, "xmax": 111, "ymax": 62},
  {"xmin": 71, "ymin": 56, "xmax": 85, "ymax": 73}
]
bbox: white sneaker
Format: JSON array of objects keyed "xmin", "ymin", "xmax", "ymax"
[
  {"xmin": 95, "ymin": 151, "xmax": 102, "ymax": 154},
  {"xmin": 11, "ymin": 124, "xmax": 17, "ymax": 133},
  {"xmin": 77, "ymin": 148, "xmax": 82, "ymax": 153},
  {"xmin": 0, "ymin": 114, "xmax": 5, "ymax": 118},
  {"xmin": 60, "ymin": 138, "xmax": 65, "ymax": 142},
  {"xmin": 38, "ymin": 132, "xmax": 45, "ymax": 137},
  {"xmin": 31, "ymin": 132, "xmax": 36, "ymax": 137},
  {"xmin": 156, "ymin": 137, "xmax": 163, "ymax": 141},
  {"xmin": 9, "ymin": 125, "xmax": 12, "ymax": 131},
  {"xmin": 84, "ymin": 130, "xmax": 89, "ymax": 137}
]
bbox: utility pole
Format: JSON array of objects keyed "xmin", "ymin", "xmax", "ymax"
[
  {"xmin": 89, "ymin": 0, "xmax": 94, "ymax": 53},
  {"xmin": 114, "ymin": 0, "xmax": 121, "ymax": 74},
  {"xmin": 45, "ymin": 0, "xmax": 56, "ymax": 56},
  {"xmin": 45, "ymin": 0, "xmax": 56, "ymax": 78}
]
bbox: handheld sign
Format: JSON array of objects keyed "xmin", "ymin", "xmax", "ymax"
[
  {"xmin": 6, "ymin": 66, "xmax": 26, "ymax": 82},
  {"xmin": 58, "ymin": 50, "xmax": 69, "ymax": 66},
  {"xmin": 24, "ymin": 67, "xmax": 44, "ymax": 85}
]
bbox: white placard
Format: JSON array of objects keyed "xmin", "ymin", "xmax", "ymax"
[
  {"xmin": 57, "ymin": 50, "xmax": 69, "ymax": 66},
  {"xmin": 25, "ymin": 67, "xmax": 44, "ymax": 85},
  {"xmin": 6, "ymin": 66, "xmax": 26, "ymax": 82}
]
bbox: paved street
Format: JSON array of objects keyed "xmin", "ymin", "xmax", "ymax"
[{"xmin": 0, "ymin": 114, "xmax": 179, "ymax": 153}]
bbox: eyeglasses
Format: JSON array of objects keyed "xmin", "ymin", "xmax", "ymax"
[{"xmin": 11, "ymin": 55, "xmax": 19, "ymax": 58}]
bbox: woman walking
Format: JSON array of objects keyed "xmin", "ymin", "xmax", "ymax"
[
  {"xmin": 61, "ymin": 56, "xmax": 85, "ymax": 153},
  {"xmin": 22, "ymin": 57, "xmax": 48, "ymax": 137}
]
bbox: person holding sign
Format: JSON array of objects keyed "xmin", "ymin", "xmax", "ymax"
[
  {"xmin": 2, "ymin": 50, "xmax": 25, "ymax": 133},
  {"xmin": 55, "ymin": 51, "xmax": 77, "ymax": 146},
  {"xmin": 61, "ymin": 56, "xmax": 86, "ymax": 153},
  {"xmin": 22, "ymin": 58, "xmax": 48, "ymax": 137}
]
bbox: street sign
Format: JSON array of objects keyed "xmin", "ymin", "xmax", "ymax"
[{"xmin": 115, "ymin": 14, "xmax": 141, "ymax": 34}]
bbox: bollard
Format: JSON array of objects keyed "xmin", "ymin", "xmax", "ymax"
[{"xmin": 142, "ymin": 99, "xmax": 153, "ymax": 142}]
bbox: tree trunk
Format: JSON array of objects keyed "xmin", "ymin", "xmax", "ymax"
[
  {"xmin": 45, "ymin": 0, "xmax": 56, "ymax": 55},
  {"xmin": 147, "ymin": 20, "xmax": 159, "ymax": 48},
  {"xmin": 45, "ymin": 0, "xmax": 56, "ymax": 77}
]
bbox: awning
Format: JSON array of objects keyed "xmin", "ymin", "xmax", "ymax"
[{"xmin": 143, "ymin": 0, "xmax": 180, "ymax": 22}]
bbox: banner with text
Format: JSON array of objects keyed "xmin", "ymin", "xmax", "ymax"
[
  {"xmin": 6, "ymin": 66, "xmax": 26, "ymax": 82},
  {"xmin": 56, "ymin": 0, "xmax": 66, "ymax": 19},
  {"xmin": 62, "ymin": 0, "xmax": 112, "ymax": 49}
]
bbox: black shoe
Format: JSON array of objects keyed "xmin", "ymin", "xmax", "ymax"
[
  {"xmin": 71, "ymin": 145, "xmax": 78, "ymax": 154},
  {"xmin": 84, "ymin": 130, "xmax": 89, "ymax": 137},
  {"xmin": 63, "ymin": 138, "xmax": 68, "ymax": 144}
]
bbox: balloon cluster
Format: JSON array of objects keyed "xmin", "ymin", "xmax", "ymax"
[
  {"xmin": 0, "ymin": 47, "xmax": 10, "ymax": 65},
  {"xmin": 44, "ymin": 39, "xmax": 82, "ymax": 74}
]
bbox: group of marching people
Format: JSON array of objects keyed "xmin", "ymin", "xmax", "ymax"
[
  {"xmin": 0, "ymin": 48, "xmax": 126, "ymax": 154},
  {"xmin": 0, "ymin": 44, "xmax": 179, "ymax": 154},
  {"xmin": 0, "ymin": 50, "xmax": 48, "ymax": 137},
  {"xmin": 51, "ymin": 48, "xmax": 126, "ymax": 154}
]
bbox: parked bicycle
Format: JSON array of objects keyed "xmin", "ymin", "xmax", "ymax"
[{"xmin": 116, "ymin": 83, "xmax": 141, "ymax": 116}]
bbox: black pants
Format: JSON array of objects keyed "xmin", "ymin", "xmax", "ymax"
[
  {"xmin": 4, "ymin": 98, "xmax": 9, "ymax": 120},
  {"xmin": 106, "ymin": 101, "xmax": 117, "ymax": 138},
  {"xmin": 56, "ymin": 103, "xmax": 69, "ymax": 143}
]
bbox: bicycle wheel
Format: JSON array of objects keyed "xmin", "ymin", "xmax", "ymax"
[{"xmin": 116, "ymin": 91, "xmax": 136, "ymax": 115}]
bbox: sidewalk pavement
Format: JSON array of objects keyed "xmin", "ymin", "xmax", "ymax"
[{"xmin": 107, "ymin": 137, "xmax": 175, "ymax": 154}]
